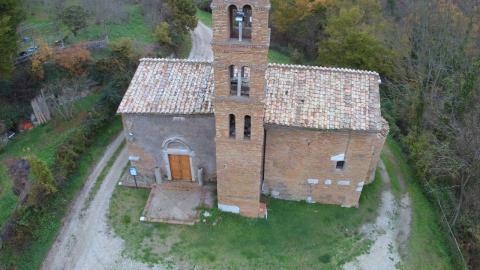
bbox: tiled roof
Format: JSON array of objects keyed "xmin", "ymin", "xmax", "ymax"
[
  {"xmin": 117, "ymin": 58, "xmax": 214, "ymax": 114},
  {"xmin": 118, "ymin": 58, "xmax": 384, "ymax": 132},
  {"xmin": 264, "ymin": 64, "xmax": 382, "ymax": 131}
]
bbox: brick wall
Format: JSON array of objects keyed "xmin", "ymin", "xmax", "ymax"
[
  {"xmin": 263, "ymin": 125, "xmax": 387, "ymax": 207},
  {"xmin": 212, "ymin": 0, "xmax": 271, "ymax": 218}
]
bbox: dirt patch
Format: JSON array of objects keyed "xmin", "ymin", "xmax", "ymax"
[
  {"xmin": 343, "ymin": 161, "xmax": 412, "ymax": 270},
  {"xmin": 4, "ymin": 157, "xmax": 30, "ymax": 200}
]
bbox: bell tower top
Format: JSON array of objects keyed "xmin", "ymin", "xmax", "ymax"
[{"xmin": 211, "ymin": 0, "xmax": 271, "ymax": 47}]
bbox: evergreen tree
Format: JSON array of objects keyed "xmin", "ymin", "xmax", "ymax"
[{"xmin": 0, "ymin": 0, "xmax": 24, "ymax": 79}]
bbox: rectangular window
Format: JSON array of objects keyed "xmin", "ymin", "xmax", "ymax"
[
  {"xmin": 229, "ymin": 114, "xmax": 236, "ymax": 138},
  {"xmin": 336, "ymin": 161, "xmax": 345, "ymax": 170},
  {"xmin": 244, "ymin": 115, "xmax": 251, "ymax": 139}
]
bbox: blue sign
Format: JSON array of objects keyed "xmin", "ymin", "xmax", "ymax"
[{"xmin": 129, "ymin": 167, "xmax": 137, "ymax": 176}]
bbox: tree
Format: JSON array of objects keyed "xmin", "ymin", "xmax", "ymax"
[
  {"xmin": 61, "ymin": 5, "xmax": 88, "ymax": 36},
  {"xmin": 55, "ymin": 46, "xmax": 91, "ymax": 75},
  {"xmin": 270, "ymin": 0, "xmax": 330, "ymax": 58},
  {"xmin": 154, "ymin": 22, "xmax": 173, "ymax": 47},
  {"xmin": 0, "ymin": 0, "xmax": 24, "ymax": 79},
  {"xmin": 31, "ymin": 38, "xmax": 53, "ymax": 80},
  {"xmin": 25, "ymin": 156, "xmax": 57, "ymax": 208},
  {"xmin": 317, "ymin": 2, "xmax": 395, "ymax": 76},
  {"xmin": 165, "ymin": 0, "xmax": 197, "ymax": 35}
]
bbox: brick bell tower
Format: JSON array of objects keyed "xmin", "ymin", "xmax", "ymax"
[{"xmin": 212, "ymin": 0, "xmax": 270, "ymax": 218}]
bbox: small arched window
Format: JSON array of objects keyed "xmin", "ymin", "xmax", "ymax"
[
  {"xmin": 229, "ymin": 5, "xmax": 239, "ymax": 39},
  {"xmin": 243, "ymin": 5, "xmax": 252, "ymax": 40},
  {"xmin": 244, "ymin": 115, "xmax": 251, "ymax": 139},
  {"xmin": 229, "ymin": 5, "xmax": 252, "ymax": 41},
  {"xmin": 240, "ymin": 66, "xmax": 250, "ymax": 97},
  {"xmin": 229, "ymin": 114, "xmax": 236, "ymax": 138},
  {"xmin": 229, "ymin": 65, "xmax": 238, "ymax": 95}
]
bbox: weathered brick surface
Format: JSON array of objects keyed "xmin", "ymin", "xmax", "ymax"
[
  {"xmin": 263, "ymin": 126, "xmax": 386, "ymax": 207},
  {"xmin": 212, "ymin": 0, "xmax": 270, "ymax": 217}
]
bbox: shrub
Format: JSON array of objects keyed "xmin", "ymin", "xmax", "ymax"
[
  {"xmin": 55, "ymin": 47, "xmax": 91, "ymax": 76},
  {"xmin": 26, "ymin": 156, "xmax": 57, "ymax": 208}
]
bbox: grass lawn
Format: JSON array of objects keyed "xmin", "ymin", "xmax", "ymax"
[
  {"xmin": 268, "ymin": 49, "xmax": 295, "ymax": 64},
  {"xmin": 0, "ymin": 117, "xmax": 122, "ymax": 270},
  {"xmin": 24, "ymin": 3, "xmax": 155, "ymax": 46},
  {"xmin": 0, "ymin": 93, "xmax": 101, "ymax": 228},
  {"xmin": 196, "ymin": 9, "xmax": 212, "ymax": 27},
  {"xmin": 383, "ymin": 138, "xmax": 459, "ymax": 270},
  {"xmin": 109, "ymin": 171, "xmax": 383, "ymax": 269},
  {"xmin": 76, "ymin": 5, "xmax": 155, "ymax": 44}
]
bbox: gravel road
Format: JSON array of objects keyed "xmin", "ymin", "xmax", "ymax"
[
  {"xmin": 41, "ymin": 22, "xmax": 214, "ymax": 270},
  {"xmin": 188, "ymin": 21, "xmax": 213, "ymax": 61},
  {"xmin": 343, "ymin": 161, "xmax": 412, "ymax": 270}
]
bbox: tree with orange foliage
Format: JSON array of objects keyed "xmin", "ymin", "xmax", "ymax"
[
  {"xmin": 31, "ymin": 39, "xmax": 53, "ymax": 80},
  {"xmin": 55, "ymin": 47, "xmax": 91, "ymax": 76}
]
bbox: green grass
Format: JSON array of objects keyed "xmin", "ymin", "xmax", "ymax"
[
  {"xmin": 0, "ymin": 117, "xmax": 122, "ymax": 270},
  {"xmin": 24, "ymin": 4, "xmax": 155, "ymax": 46},
  {"xmin": 384, "ymin": 138, "xmax": 458, "ymax": 270},
  {"xmin": 109, "ymin": 171, "xmax": 383, "ymax": 269},
  {"xmin": 76, "ymin": 5, "xmax": 155, "ymax": 44},
  {"xmin": 0, "ymin": 93, "xmax": 101, "ymax": 228},
  {"xmin": 196, "ymin": 8, "xmax": 212, "ymax": 27},
  {"xmin": 381, "ymin": 152, "xmax": 402, "ymax": 198},
  {"xmin": 268, "ymin": 49, "xmax": 295, "ymax": 64},
  {"xmin": 83, "ymin": 140, "xmax": 125, "ymax": 211}
]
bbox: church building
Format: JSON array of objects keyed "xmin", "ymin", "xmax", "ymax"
[{"xmin": 117, "ymin": 0, "xmax": 389, "ymax": 218}]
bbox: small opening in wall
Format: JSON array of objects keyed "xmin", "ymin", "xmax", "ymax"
[
  {"xmin": 244, "ymin": 115, "xmax": 251, "ymax": 139},
  {"xmin": 229, "ymin": 114, "xmax": 236, "ymax": 138},
  {"xmin": 336, "ymin": 161, "xmax": 345, "ymax": 170}
]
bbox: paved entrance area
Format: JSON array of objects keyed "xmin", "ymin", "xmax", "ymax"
[{"xmin": 142, "ymin": 181, "xmax": 215, "ymax": 225}]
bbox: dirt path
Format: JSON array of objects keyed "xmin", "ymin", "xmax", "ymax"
[
  {"xmin": 41, "ymin": 23, "xmax": 213, "ymax": 269},
  {"xmin": 41, "ymin": 134, "xmax": 162, "ymax": 270},
  {"xmin": 188, "ymin": 21, "xmax": 213, "ymax": 61},
  {"xmin": 343, "ymin": 160, "xmax": 412, "ymax": 270}
]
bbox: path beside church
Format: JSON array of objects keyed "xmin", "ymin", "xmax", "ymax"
[{"xmin": 41, "ymin": 23, "xmax": 214, "ymax": 270}]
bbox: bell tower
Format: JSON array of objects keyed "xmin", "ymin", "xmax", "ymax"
[{"xmin": 212, "ymin": 0, "xmax": 271, "ymax": 218}]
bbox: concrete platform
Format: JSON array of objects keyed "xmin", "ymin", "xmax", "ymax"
[{"xmin": 142, "ymin": 181, "xmax": 215, "ymax": 225}]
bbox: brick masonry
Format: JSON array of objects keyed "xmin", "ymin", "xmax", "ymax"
[
  {"xmin": 263, "ymin": 125, "xmax": 387, "ymax": 207},
  {"xmin": 119, "ymin": 0, "xmax": 389, "ymax": 219},
  {"xmin": 212, "ymin": 0, "xmax": 271, "ymax": 217}
]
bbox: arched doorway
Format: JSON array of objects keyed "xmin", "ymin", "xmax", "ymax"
[{"xmin": 162, "ymin": 138, "xmax": 196, "ymax": 181}]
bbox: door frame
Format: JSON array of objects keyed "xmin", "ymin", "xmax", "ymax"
[{"xmin": 162, "ymin": 137, "xmax": 196, "ymax": 182}]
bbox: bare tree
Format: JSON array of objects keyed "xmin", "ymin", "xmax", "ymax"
[{"xmin": 43, "ymin": 75, "xmax": 93, "ymax": 120}]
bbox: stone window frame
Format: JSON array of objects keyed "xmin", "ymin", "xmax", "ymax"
[
  {"xmin": 229, "ymin": 65, "xmax": 250, "ymax": 97},
  {"xmin": 228, "ymin": 4, "xmax": 253, "ymax": 40},
  {"xmin": 161, "ymin": 137, "xmax": 196, "ymax": 182},
  {"xmin": 331, "ymin": 153, "xmax": 346, "ymax": 171}
]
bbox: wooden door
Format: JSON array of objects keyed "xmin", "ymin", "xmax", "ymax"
[{"xmin": 168, "ymin": 155, "xmax": 192, "ymax": 180}]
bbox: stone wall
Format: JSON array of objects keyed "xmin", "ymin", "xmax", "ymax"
[
  {"xmin": 263, "ymin": 125, "xmax": 387, "ymax": 207},
  {"xmin": 121, "ymin": 114, "xmax": 217, "ymax": 181}
]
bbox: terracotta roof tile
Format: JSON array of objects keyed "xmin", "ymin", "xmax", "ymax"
[
  {"xmin": 117, "ymin": 58, "xmax": 214, "ymax": 115},
  {"xmin": 117, "ymin": 59, "xmax": 384, "ymax": 131}
]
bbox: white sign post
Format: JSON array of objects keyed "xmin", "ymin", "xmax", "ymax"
[{"xmin": 129, "ymin": 167, "xmax": 138, "ymax": 188}]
